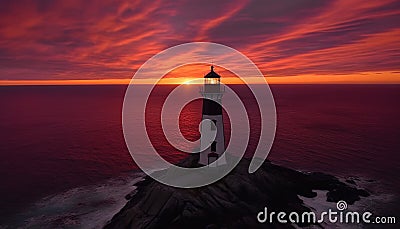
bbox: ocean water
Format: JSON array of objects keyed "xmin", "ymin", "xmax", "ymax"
[{"xmin": 0, "ymin": 84, "xmax": 399, "ymax": 227}]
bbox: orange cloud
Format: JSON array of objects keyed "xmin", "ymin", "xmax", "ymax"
[
  {"xmin": 195, "ymin": 0, "xmax": 249, "ymax": 40},
  {"xmin": 0, "ymin": 0, "xmax": 399, "ymax": 84}
]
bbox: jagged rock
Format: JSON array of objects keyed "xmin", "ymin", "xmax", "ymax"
[
  {"xmin": 105, "ymin": 156, "xmax": 369, "ymax": 229},
  {"xmin": 125, "ymin": 190, "xmax": 138, "ymax": 200}
]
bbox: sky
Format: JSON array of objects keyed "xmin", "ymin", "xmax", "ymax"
[{"xmin": 0, "ymin": 0, "xmax": 399, "ymax": 85}]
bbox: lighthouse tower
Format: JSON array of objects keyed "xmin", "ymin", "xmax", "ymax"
[{"xmin": 199, "ymin": 66, "xmax": 226, "ymax": 166}]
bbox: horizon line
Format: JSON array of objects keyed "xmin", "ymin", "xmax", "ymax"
[
  {"xmin": 1, "ymin": 71, "xmax": 400, "ymax": 86},
  {"xmin": 1, "ymin": 80, "xmax": 399, "ymax": 86}
]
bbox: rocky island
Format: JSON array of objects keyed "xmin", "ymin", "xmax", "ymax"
[{"xmin": 104, "ymin": 156, "xmax": 369, "ymax": 229}]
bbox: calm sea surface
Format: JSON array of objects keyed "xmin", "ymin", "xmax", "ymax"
[{"xmin": 0, "ymin": 84, "xmax": 399, "ymax": 225}]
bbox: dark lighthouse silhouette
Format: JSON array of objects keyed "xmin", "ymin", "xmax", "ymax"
[{"xmin": 199, "ymin": 66, "xmax": 226, "ymax": 166}]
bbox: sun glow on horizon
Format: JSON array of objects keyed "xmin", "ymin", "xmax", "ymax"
[{"xmin": 0, "ymin": 71, "xmax": 399, "ymax": 86}]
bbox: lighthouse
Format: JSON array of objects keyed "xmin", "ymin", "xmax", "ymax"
[{"xmin": 199, "ymin": 66, "xmax": 226, "ymax": 166}]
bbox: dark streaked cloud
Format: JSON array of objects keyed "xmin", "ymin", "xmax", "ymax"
[{"xmin": 0, "ymin": 0, "xmax": 399, "ymax": 82}]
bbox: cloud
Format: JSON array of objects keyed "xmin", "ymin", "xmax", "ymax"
[{"xmin": 0, "ymin": 0, "xmax": 399, "ymax": 83}]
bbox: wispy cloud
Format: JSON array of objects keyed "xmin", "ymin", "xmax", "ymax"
[{"xmin": 0, "ymin": 0, "xmax": 399, "ymax": 83}]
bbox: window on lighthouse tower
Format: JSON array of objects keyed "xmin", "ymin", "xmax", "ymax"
[
  {"xmin": 211, "ymin": 141, "xmax": 217, "ymax": 152},
  {"xmin": 211, "ymin": 119, "xmax": 217, "ymax": 130}
]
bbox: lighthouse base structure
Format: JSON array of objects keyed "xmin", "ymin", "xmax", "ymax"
[{"xmin": 199, "ymin": 114, "xmax": 226, "ymax": 166}]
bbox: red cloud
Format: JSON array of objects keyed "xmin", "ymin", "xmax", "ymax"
[{"xmin": 0, "ymin": 0, "xmax": 399, "ymax": 83}]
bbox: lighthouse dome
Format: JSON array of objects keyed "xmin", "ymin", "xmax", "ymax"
[{"xmin": 204, "ymin": 66, "xmax": 221, "ymax": 78}]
